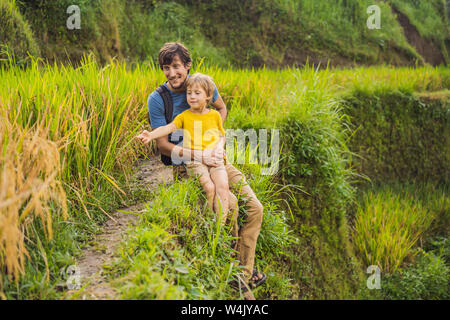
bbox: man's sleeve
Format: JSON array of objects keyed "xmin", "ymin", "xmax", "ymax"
[
  {"xmin": 212, "ymin": 81, "xmax": 219, "ymax": 103},
  {"xmin": 148, "ymin": 92, "xmax": 166, "ymax": 129}
]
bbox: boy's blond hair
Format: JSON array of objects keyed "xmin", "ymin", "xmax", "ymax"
[{"xmin": 185, "ymin": 73, "xmax": 215, "ymax": 105}]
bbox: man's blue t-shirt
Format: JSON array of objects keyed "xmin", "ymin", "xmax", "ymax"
[{"xmin": 148, "ymin": 79, "xmax": 219, "ymax": 145}]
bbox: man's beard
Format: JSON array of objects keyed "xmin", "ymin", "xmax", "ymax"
[{"xmin": 170, "ymin": 78, "xmax": 186, "ymax": 90}]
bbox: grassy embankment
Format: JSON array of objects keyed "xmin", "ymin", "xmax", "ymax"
[
  {"xmin": 338, "ymin": 68, "xmax": 449, "ymax": 299},
  {"xmin": 0, "ymin": 51, "xmax": 448, "ymax": 299},
  {"xmin": 106, "ymin": 64, "xmax": 449, "ymax": 299},
  {"xmin": 2, "ymin": 0, "xmax": 449, "ymax": 68}
]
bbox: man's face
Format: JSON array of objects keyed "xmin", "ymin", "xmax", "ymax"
[{"xmin": 162, "ymin": 55, "xmax": 191, "ymax": 92}]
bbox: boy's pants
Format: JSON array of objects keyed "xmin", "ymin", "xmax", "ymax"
[{"xmin": 173, "ymin": 162, "xmax": 263, "ymax": 281}]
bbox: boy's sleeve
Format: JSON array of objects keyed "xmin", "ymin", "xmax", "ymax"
[
  {"xmin": 172, "ymin": 113, "xmax": 184, "ymax": 129},
  {"xmin": 148, "ymin": 92, "xmax": 167, "ymax": 129}
]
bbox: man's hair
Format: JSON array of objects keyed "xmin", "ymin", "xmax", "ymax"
[
  {"xmin": 185, "ymin": 73, "xmax": 215, "ymax": 105},
  {"xmin": 158, "ymin": 42, "xmax": 192, "ymax": 70}
]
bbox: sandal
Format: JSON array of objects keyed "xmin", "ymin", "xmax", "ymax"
[
  {"xmin": 249, "ymin": 269, "xmax": 266, "ymax": 289},
  {"xmin": 229, "ymin": 278, "xmax": 255, "ymax": 300},
  {"xmin": 229, "ymin": 278, "xmax": 250, "ymax": 292}
]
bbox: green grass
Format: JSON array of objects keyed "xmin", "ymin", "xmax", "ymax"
[
  {"xmin": 8, "ymin": 0, "xmax": 449, "ymax": 67},
  {"xmin": 390, "ymin": 0, "xmax": 449, "ymax": 63},
  {"xmin": 105, "ymin": 167, "xmax": 296, "ymax": 300},
  {"xmin": 0, "ymin": 53, "xmax": 447, "ymax": 299},
  {"xmin": 0, "ymin": 0, "xmax": 40, "ymax": 66},
  {"xmin": 352, "ymin": 182, "xmax": 449, "ymax": 273}
]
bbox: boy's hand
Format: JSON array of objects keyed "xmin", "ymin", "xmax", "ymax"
[{"xmin": 136, "ymin": 130, "xmax": 153, "ymax": 144}]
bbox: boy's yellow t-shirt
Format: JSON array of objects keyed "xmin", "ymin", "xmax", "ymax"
[{"xmin": 172, "ymin": 109, "xmax": 225, "ymax": 150}]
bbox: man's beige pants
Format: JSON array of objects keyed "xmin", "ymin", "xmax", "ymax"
[{"xmin": 173, "ymin": 163, "xmax": 263, "ymax": 282}]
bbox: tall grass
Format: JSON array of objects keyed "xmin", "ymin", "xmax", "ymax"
[
  {"xmin": 0, "ymin": 55, "xmax": 159, "ymax": 295},
  {"xmin": 0, "ymin": 53, "xmax": 447, "ymax": 298},
  {"xmin": 105, "ymin": 163, "xmax": 296, "ymax": 300},
  {"xmin": 0, "ymin": 111, "xmax": 67, "ymax": 294},
  {"xmin": 352, "ymin": 183, "xmax": 448, "ymax": 273}
]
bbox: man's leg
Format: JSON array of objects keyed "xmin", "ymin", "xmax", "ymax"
[
  {"xmin": 227, "ymin": 191, "xmax": 239, "ymax": 241},
  {"xmin": 225, "ymin": 163, "xmax": 264, "ymax": 282}
]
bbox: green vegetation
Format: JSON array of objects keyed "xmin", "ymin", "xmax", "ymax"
[
  {"xmin": 352, "ymin": 183, "xmax": 448, "ymax": 273},
  {"xmin": 185, "ymin": 0, "xmax": 423, "ymax": 66},
  {"xmin": 342, "ymin": 88, "xmax": 449, "ymax": 185},
  {"xmin": 378, "ymin": 249, "xmax": 450, "ymax": 299},
  {"xmin": 391, "ymin": 0, "xmax": 449, "ymax": 63},
  {"xmin": 120, "ymin": 1, "xmax": 228, "ymax": 67},
  {"xmin": 0, "ymin": 48, "xmax": 448, "ymax": 299},
  {"xmin": 2, "ymin": 0, "xmax": 447, "ymax": 67},
  {"xmin": 0, "ymin": 0, "xmax": 40, "ymax": 65},
  {"xmin": 104, "ymin": 167, "xmax": 295, "ymax": 300}
]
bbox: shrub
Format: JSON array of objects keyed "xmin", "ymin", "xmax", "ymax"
[
  {"xmin": 342, "ymin": 89, "xmax": 449, "ymax": 185},
  {"xmin": 119, "ymin": 1, "xmax": 228, "ymax": 67},
  {"xmin": 0, "ymin": 0, "xmax": 40, "ymax": 66},
  {"xmin": 381, "ymin": 250, "xmax": 450, "ymax": 300}
]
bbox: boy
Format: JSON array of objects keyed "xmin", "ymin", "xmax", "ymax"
[{"xmin": 137, "ymin": 73, "xmax": 235, "ymax": 225}]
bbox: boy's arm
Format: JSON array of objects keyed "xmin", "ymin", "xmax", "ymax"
[
  {"xmin": 151, "ymin": 123, "xmax": 178, "ymax": 140},
  {"xmin": 137, "ymin": 123, "xmax": 177, "ymax": 144}
]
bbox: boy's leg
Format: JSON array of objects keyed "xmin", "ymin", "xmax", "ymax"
[
  {"xmin": 209, "ymin": 165, "xmax": 230, "ymax": 225},
  {"xmin": 225, "ymin": 163, "xmax": 264, "ymax": 282},
  {"xmin": 185, "ymin": 162, "xmax": 215, "ymax": 210}
]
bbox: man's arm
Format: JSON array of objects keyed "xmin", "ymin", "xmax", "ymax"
[
  {"xmin": 155, "ymin": 135, "xmax": 203, "ymax": 163},
  {"xmin": 155, "ymin": 135, "xmax": 223, "ymax": 166},
  {"xmin": 211, "ymin": 95, "xmax": 227, "ymax": 124}
]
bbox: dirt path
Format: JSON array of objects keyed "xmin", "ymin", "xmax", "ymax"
[{"xmin": 65, "ymin": 154, "xmax": 173, "ymax": 300}]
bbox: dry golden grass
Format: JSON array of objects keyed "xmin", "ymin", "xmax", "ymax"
[{"xmin": 0, "ymin": 107, "xmax": 67, "ymax": 293}]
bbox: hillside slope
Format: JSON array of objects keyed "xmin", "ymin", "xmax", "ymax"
[{"xmin": 3, "ymin": 0, "xmax": 449, "ymax": 67}]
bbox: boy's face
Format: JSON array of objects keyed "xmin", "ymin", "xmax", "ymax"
[
  {"xmin": 162, "ymin": 55, "xmax": 191, "ymax": 92},
  {"xmin": 187, "ymin": 84, "xmax": 210, "ymax": 111}
]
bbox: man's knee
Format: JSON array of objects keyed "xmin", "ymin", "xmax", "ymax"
[
  {"xmin": 228, "ymin": 192, "xmax": 237, "ymax": 206},
  {"xmin": 250, "ymin": 199, "xmax": 264, "ymax": 224}
]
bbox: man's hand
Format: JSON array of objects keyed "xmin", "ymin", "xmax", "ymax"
[
  {"xmin": 136, "ymin": 130, "xmax": 152, "ymax": 144},
  {"xmin": 202, "ymin": 138, "xmax": 225, "ymax": 167}
]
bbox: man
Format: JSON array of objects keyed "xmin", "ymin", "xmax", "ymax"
[{"xmin": 146, "ymin": 42, "xmax": 265, "ymax": 299}]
